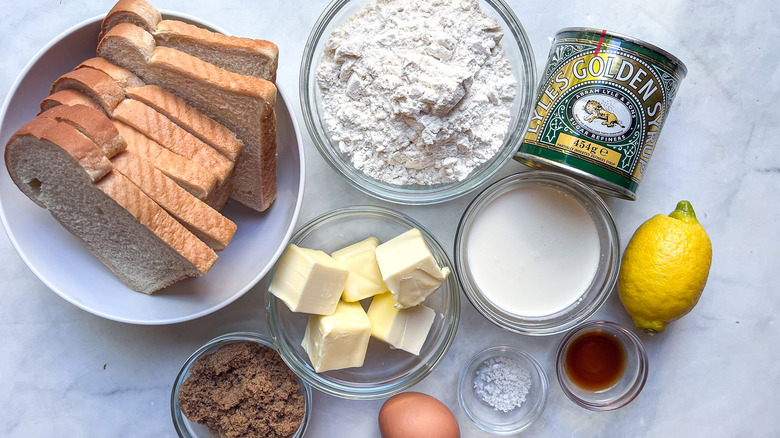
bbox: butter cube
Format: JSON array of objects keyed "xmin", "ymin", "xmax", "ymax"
[
  {"xmin": 331, "ymin": 237, "xmax": 388, "ymax": 302},
  {"xmin": 269, "ymin": 244, "xmax": 349, "ymax": 315},
  {"xmin": 375, "ymin": 228, "xmax": 451, "ymax": 308},
  {"xmin": 367, "ymin": 292, "xmax": 436, "ymax": 355},
  {"xmin": 301, "ymin": 301, "xmax": 372, "ymax": 373}
]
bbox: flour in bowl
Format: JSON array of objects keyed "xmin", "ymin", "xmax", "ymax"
[{"xmin": 317, "ymin": 0, "xmax": 517, "ymax": 185}]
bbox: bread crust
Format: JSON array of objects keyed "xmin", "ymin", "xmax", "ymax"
[
  {"xmin": 151, "ymin": 46, "xmax": 277, "ymax": 105},
  {"xmin": 126, "ymin": 85, "xmax": 242, "ymax": 162},
  {"xmin": 113, "ymin": 121, "xmax": 217, "ymax": 200},
  {"xmin": 111, "ymin": 150, "xmax": 236, "ymax": 251},
  {"xmin": 41, "ymin": 89, "xmax": 106, "ymax": 115},
  {"xmin": 38, "ymin": 104, "xmax": 127, "ymax": 158},
  {"xmin": 99, "ymin": 0, "xmax": 160, "ymax": 41},
  {"xmin": 112, "ymin": 98, "xmax": 233, "ymax": 185},
  {"xmin": 155, "ymin": 19, "xmax": 278, "ymax": 82},
  {"xmin": 77, "ymin": 57, "xmax": 145, "ymax": 88},
  {"xmin": 112, "ymin": 97, "xmax": 233, "ymax": 211},
  {"xmin": 50, "ymin": 67, "xmax": 125, "ymax": 113}
]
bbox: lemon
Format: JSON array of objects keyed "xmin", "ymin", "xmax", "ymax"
[{"xmin": 618, "ymin": 201, "xmax": 712, "ymax": 334}]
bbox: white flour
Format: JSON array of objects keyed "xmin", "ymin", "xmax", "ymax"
[{"xmin": 317, "ymin": 0, "xmax": 517, "ymax": 185}]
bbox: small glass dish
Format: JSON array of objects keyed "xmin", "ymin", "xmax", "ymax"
[
  {"xmin": 171, "ymin": 332, "xmax": 312, "ymax": 437},
  {"xmin": 555, "ymin": 321, "xmax": 649, "ymax": 411},
  {"xmin": 455, "ymin": 171, "xmax": 620, "ymax": 335},
  {"xmin": 458, "ymin": 346, "xmax": 548, "ymax": 435},
  {"xmin": 299, "ymin": 0, "xmax": 536, "ymax": 204},
  {"xmin": 265, "ymin": 206, "xmax": 460, "ymax": 399}
]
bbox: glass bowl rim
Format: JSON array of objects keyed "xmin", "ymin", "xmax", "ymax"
[
  {"xmin": 454, "ymin": 170, "xmax": 621, "ymax": 336},
  {"xmin": 170, "ymin": 331, "xmax": 313, "ymax": 438},
  {"xmin": 298, "ymin": 0, "xmax": 537, "ymax": 205},
  {"xmin": 457, "ymin": 345, "xmax": 549, "ymax": 435},
  {"xmin": 554, "ymin": 320, "xmax": 649, "ymax": 411},
  {"xmin": 265, "ymin": 205, "xmax": 461, "ymax": 399}
]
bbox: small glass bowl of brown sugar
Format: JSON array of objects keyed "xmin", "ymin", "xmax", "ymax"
[{"xmin": 171, "ymin": 332, "xmax": 312, "ymax": 438}]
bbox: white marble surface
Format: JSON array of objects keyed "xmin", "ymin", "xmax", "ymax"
[{"xmin": 1, "ymin": 0, "xmax": 777, "ymax": 436}]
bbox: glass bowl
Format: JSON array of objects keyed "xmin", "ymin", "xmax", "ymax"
[
  {"xmin": 555, "ymin": 321, "xmax": 649, "ymax": 411},
  {"xmin": 455, "ymin": 171, "xmax": 620, "ymax": 335},
  {"xmin": 299, "ymin": 0, "xmax": 536, "ymax": 204},
  {"xmin": 458, "ymin": 346, "xmax": 548, "ymax": 435},
  {"xmin": 171, "ymin": 332, "xmax": 312, "ymax": 438},
  {"xmin": 265, "ymin": 206, "xmax": 460, "ymax": 399}
]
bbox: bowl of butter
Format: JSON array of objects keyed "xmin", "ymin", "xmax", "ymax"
[{"xmin": 265, "ymin": 205, "xmax": 460, "ymax": 399}]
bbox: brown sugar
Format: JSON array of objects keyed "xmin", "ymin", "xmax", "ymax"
[{"xmin": 178, "ymin": 341, "xmax": 305, "ymax": 438}]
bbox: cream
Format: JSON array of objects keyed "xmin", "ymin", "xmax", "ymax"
[{"xmin": 466, "ymin": 185, "xmax": 600, "ymax": 317}]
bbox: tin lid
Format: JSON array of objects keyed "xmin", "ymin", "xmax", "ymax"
[{"xmin": 556, "ymin": 27, "xmax": 688, "ymax": 78}]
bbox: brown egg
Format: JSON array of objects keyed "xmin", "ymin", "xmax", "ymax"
[{"xmin": 378, "ymin": 392, "xmax": 460, "ymax": 438}]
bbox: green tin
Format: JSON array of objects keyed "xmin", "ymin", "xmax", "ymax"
[{"xmin": 515, "ymin": 27, "xmax": 687, "ymax": 200}]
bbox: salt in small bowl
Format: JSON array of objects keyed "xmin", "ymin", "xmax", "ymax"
[{"xmin": 458, "ymin": 345, "xmax": 547, "ymax": 435}]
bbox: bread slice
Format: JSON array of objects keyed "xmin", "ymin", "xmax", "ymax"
[
  {"xmin": 155, "ymin": 20, "xmax": 278, "ymax": 82},
  {"xmin": 5, "ymin": 119, "xmax": 216, "ymax": 293},
  {"xmin": 77, "ymin": 57, "xmax": 145, "ymax": 88},
  {"xmin": 6, "ymin": 118, "xmax": 113, "ymax": 200},
  {"xmin": 50, "ymin": 67, "xmax": 126, "ymax": 114},
  {"xmin": 38, "ymin": 104, "xmax": 126, "ymax": 158},
  {"xmin": 99, "ymin": 0, "xmax": 160, "ymax": 41},
  {"xmin": 111, "ymin": 151, "xmax": 236, "ymax": 251},
  {"xmin": 41, "ymin": 89, "xmax": 106, "ymax": 115},
  {"xmin": 113, "ymin": 121, "xmax": 216, "ymax": 200},
  {"xmin": 125, "ymin": 85, "xmax": 242, "ymax": 162},
  {"xmin": 99, "ymin": 0, "xmax": 278, "ymax": 82},
  {"xmin": 74, "ymin": 59, "xmax": 243, "ymax": 163},
  {"xmin": 98, "ymin": 23, "xmax": 277, "ymax": 211},
  {"xmin": 112, "ymin": 98, "xmax": 232, "ymax": 211},
  {"xmin": 40, "ymin": 105, "xmax": 232, "ymax": 248},
  {"xmin": 112, "ymin": 99, "xmax": 233, "ymax": 185},
  {"xmin": 60, "ymin": 59, "xmax": 226, "ymax": 207}
]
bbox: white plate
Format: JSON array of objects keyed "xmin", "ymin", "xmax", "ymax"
[{"xmin": 0, "ymin": 12, "xmax": 305, "ymax": 324}]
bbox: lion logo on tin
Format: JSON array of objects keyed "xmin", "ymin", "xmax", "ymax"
[{"xmin": 583, "ymin": 100, "xmax": 624, "ymax": 128}]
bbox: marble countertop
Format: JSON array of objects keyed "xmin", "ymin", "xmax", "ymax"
[{"xmin": 1, "ymin": 0, "xmax": 777, "ymax": 436}]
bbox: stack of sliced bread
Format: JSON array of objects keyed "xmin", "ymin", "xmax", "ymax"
[{"xmin": 4, "ymin": 0, "xmax": 279, "ymax": 294}]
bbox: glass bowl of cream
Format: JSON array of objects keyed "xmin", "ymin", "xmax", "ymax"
[
  {"xmin": 455, "ymin": 171, "xmax": 620, "ymax": 335},
  {"xmin": 299, "ymin": 0, "xmax": 536, "ymax": 204}
]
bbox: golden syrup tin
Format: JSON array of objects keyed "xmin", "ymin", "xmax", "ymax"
[{"xmin": 516, "ymin": 28, "xmax": 687, "ymax": 199}]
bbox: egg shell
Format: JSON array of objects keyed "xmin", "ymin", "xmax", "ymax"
[{"xmin": 378, "ymin": 392, "xmax": 460, "ymax": 438}]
